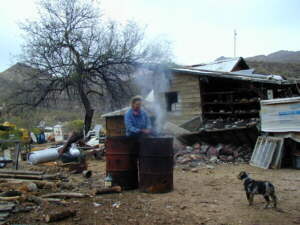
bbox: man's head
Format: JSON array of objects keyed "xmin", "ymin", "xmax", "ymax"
[{"xmin": 130, "ymin": 95, "xmax": 143, "ymax": 111}]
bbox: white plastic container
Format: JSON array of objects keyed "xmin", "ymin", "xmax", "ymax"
[{"xmin": 28, "ymin": 147, "xmax": 60, "ymax": 165}]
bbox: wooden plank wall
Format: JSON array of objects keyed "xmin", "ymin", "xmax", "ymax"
[
  {"xmin": 158, "ymin": 73, "xmax": 202, "ymax": 125},
  {"xmin": 106, "ymin": 116, "xmax": 126, "ymax": 137}
]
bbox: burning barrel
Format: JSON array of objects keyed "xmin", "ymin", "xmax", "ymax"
[
  {"xmin": 106, "ymin": 136, "xmax": 139, "ymax": 190},
  {"xmin": 139, "ymin": 137, "xmax": 174, "ymax": 193}
]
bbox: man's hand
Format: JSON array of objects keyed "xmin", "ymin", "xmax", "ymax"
[{"xmin": 141, "ymin": 129, "xmax": 151, "ymax": 134}]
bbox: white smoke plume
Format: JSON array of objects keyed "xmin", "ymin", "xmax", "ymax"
[{"xmin": 133, "ymin": 65, "xmax": 171, "ymax": 134}]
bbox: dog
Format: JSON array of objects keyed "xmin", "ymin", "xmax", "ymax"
[{"xmin": 238, "ymin": 171, "xmax": 277, "ymax": 208}]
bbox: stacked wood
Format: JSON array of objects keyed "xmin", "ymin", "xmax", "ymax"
[
  {"xmin": 0, "ymin": 173, "xmax": 60, "ymax": 180},
  {"xmin": 0, "ymin": 203, "xmax": 15, "ymax": 221},
  {"xmin": 41, "ymin": 192, "xmax": 90, "ymax": 199},
  {"xmin": 0, "ymin": 170, "xmax": 44, "ymax": 175},
  {"xmin": 27, "ymin": 196, "xmax": 65, "ymax": 205}
]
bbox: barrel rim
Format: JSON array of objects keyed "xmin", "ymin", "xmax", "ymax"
[{"xmin": 106, "ymin": 136, "xmax": 138, "ymax": 140}]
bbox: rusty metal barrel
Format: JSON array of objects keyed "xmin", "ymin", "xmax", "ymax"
[
  {"xmin": 106, "ymin": 136, "xmax": 139, "ymax": 190},
  {"xmin": 139, "ymin": 137, "xmax": 174, "ymax": 193}
]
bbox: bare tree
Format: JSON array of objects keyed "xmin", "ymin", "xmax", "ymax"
[{"xmin": 12, "ymin": 0, "xmax": 171, "ymax": 140}]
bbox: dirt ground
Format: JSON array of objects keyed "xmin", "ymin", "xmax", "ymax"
[{"xmin": 8, "ymin": 160, "xmax": 300, "ymax": 225}]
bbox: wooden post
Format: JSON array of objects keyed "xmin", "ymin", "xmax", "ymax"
[{"xmin": 15, "ymin": 143, "xmax": 21, "ymax": 170}]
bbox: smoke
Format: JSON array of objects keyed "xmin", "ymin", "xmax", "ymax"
[{"xmin": 133, "ymin": 65, "xmax": 171, "ymax": 134}]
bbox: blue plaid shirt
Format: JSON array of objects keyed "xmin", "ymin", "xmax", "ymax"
[{"xmin": 124, "ymin": 108, "xmax": 151, "ymax": 136}]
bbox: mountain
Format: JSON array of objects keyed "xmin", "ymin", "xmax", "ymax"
[
  {"xmin": 246, "ymin": 61, "xmax": 300, "ymax": 80},
  {"xmin": 212, "ymin": 51, "xmax": 300, "ymax": 80},
  {"xmin": 0, "ymin": 63, "xmax": 135, "ymax": 114},
  {"xmin": 0, "ymin": 63, "xmax": 35, "ymax": 82},
  {"xmin": 247, "ymin": 50, "xmax": 300, "ymax": 63}
]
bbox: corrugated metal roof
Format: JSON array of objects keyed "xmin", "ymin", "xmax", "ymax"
[
  {"xmin": 191, "ymin": 57, "xmax": 242, "ymax": 72},
  {"xmin": 101, "ymin": 103, "xmax": 156, "ymax": 118},
  {"xmin": 101, "ymin": 107, "xmax": 130, "ymax": 118},
  {"xmin": 171, "ymin": 67, "xmax": 293, "ymax": 84},
  {"xmin": 102, "ymin": 91, "xmax": 155, "ymax": 118}
]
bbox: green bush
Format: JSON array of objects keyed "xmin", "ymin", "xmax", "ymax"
[{"xmin": 31, "ymin": 128, "xmax": 42, "ymax": 135}]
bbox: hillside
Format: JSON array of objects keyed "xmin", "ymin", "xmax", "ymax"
[
  {"xmin": 0, "ymin": 63, "xmax": 138, "ymax": 128},
  {"xmin": 226, "ymin": 50, "xmax": 300, "ymax": 80},
  {"xmin": 0, "ymin": 63, "xmax": 36, "ymax": 82},
  {"xmin": 246, "ymin": 61, "xmax": 300, "ymax": 80},
  {"xmin": 247, "ymin": 50, "xmax": 300, "ymax": 63}
]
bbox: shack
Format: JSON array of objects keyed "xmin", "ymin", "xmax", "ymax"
[
  {"xmin": 102, "ymin": 57, "xmax": 300, "ymax": 147},
  {"xmin": 157, "ymin": 57, "xmax": 299, "ymax": 131}
]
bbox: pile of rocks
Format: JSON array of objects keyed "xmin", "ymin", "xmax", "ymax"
[{"xmin": 175, "ymin": 142, "xmax": 253, "ymax": 168}]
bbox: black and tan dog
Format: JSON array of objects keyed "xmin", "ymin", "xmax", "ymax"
[{"xmin": 238, "ymin": 171, "xmax": 277, "ymax": 208}]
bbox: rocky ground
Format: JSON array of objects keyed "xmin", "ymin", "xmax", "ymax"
[{"xmin": 5, "ymin": 159, "xmax": 300, "ymax": 225}]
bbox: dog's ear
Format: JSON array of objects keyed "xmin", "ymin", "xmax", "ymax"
[{"xmin": 238, "ymin": 171, "xmax": 247, "ymax": 180}]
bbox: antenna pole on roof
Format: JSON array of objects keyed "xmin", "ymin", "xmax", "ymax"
[{"xmin": 234, "ymin": 29, "xmax": 237, "ymax": 57}]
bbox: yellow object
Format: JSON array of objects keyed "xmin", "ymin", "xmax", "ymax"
[
  {"xmin": 19, "ymin": 128, "xmax": 31, "ymax": 143},
  {"xmin": 2, "ymin": 122, "xmax": 16, "ymax": 129}
]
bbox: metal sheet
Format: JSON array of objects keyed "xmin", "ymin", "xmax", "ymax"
[
  {"xmin": 171, "ymin": 68, "xmax": 289, "ymax": 84},
  {"xmin": 261, "ymin": 98, "xmax": 300, "ymax": 132},
  {"xmin": 192, "ymin": 57, "xmax": 241, "ymax": 72}
]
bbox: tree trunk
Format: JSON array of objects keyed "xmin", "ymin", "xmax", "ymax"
[
  {"xmin": 78, "ymin": 85, "xmax": 94, "ymax": 135},
  {"xmin": 59, "ymin": 85, "xmax": 94, "ymax": 154}
]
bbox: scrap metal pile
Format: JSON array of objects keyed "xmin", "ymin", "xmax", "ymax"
[{"xmin": 175, "ymin": 142, "xmax": 252, "ymax": 167}]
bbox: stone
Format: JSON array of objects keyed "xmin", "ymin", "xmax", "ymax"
[
  {"xmin": 180, "ymin": 205, "xmax": 187, "ymax": 210},
  {"xmin": 200, "ymin": 145, "xmax": 209, "ymax": 154},
  {"xmin": 26, "ymin": 182, "xmax": 38, "ymax": 192},
  {"xmin": 206, "ymin": 165, "xmax": 215, "ymax": 169},
  {"xmin": 227, "ymin": 155, "xmax": 234, "ymax": 161},
  {"xmin": 191, "ymin": 168, "xmax": 198, "ymax": 173},
  {"xmin": 185, "ymin": 146, "xmax": 193, "ymax": 152},
  {"xmin": 233, "ymin": 151, "xmax": 239, "ymax": 158},
  {"xmin": 189, "ymin": 162, "xmax": 199, "ymax": 168},
  {"xmin": 193, "ymin": 143, "xmax": 201, "ymax": 150},
  {"xmin": 207, "ymin": 147, "xmax": 218, "ymax": 157},
  {"xmin": 209, "ymin": 156, "xmax": 218, "ymax": 163}
]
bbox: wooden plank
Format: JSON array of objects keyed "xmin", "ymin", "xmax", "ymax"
[
  {"xmin": 180, "ymin": 94, "xmax": 202, "ymax": 99},
  {"xmin": 106, "ymin": 117, "xmax": 125, "ymax": 137},
  {"xmin": 179, "ymin": 99, "xmax": 201, "ymax": 104},
  {"xmin": 171, "ymin": 81, "xmax": 200, "ymax": 87},
  {"xmin": 0, "ymin": 170, "xmax": 44, "ymax": 175},
  {"xmin": 170, "ymin": 87, "xmax": 200, "ymax": 93},
  {"xmin": 0, "ymin": 205, "xmax": 14, "ymax": 212},
  {"xmin": 172, "ymin": 74, "xmax": 199, "ymax": 81},
  {"xmin": 0, "ymin": 212, "xmax": 9, "ymax": 221},
  {"xmin": 180, "ymin": 102, "xmax": 201, "ymax": 108}
]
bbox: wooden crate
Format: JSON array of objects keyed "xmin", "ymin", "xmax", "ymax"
[{"xmin": 106, "ymin": 116, "xmax": 126, "ymax": 137}]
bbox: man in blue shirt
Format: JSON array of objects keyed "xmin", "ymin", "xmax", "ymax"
[{"xmin": 124, "ymin": 96, "xmax": 152, "ymax": 137}]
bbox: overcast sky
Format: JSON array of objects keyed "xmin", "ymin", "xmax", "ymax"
[{"xmin": 0, "ymin": 0, "xmax": 300, "ymax": 72}]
